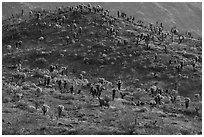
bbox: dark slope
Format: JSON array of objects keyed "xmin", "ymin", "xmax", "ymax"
[{"xmin": 2, "ymin": 4, "xmax": 202, "ymax": 97}]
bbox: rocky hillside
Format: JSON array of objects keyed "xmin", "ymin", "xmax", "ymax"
[
  {"xmin": 2, "ymin": 2, "xmax": 202, "ymax": 36},
  {"xmin": 2, "ymin": 3, "xmax": 202, "ymax": 135}
]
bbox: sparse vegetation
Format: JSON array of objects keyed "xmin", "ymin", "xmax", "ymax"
[{"xmin": 2, "ymin": 2, "xmax": 202, "ymax": 135}]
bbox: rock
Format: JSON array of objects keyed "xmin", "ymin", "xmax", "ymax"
[
  {"xmin": 27, "ymin": 105, "xmax": 37, "ymax": 113},
  {"xmin": 133, "ymin": 107, "xmax": 148, "ymax": 112},
  {"xmin": 57, "ymin": 122, "xmax": 64, "ymax": 126}
]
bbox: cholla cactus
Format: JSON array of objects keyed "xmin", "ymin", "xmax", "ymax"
[
  {"xmin": 57, "ymin": 105, "xmax": 64, "ymax": 118},
  {"xmin": 36, "ymin": 87, "xmax": 43, "ymax": 97},
  {"xmin": 42, "ymin": 104, "xmax": 50, "ymax": 115},
  {"xmin": 184, "ymin": 97, "xmax": 191, "ymax": 109}
]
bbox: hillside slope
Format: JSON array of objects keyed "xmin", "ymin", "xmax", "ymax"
[{"xmin": 2, "ymin": 3, "xmax": 202, "ymax": 135}]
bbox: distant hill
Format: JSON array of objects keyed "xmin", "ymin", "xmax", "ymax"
[{"xmin": 2, "ymin": 2, "xmax": 202, "ymax": 37}]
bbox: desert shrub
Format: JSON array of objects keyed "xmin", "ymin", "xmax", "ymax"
[
  {"xmin": 117, "ymin": 108, "xmax": 138, "ymax": 134},
  {"xmin": 33, "ymin": 57, "xmax": 48, "ymax": 68},
  {"xmin": 65, "ymin": 100, "xmax": 74, "ymax": 105},
  {"xmin": 2, "ymin": 96, "xmax": 12, "ymax": 103},
  {"xmin": 182, "ymin": 109, "xmax": 199, "ymax": 116},
  {"xmin": 132, "ymin": 90, "xmax": 146, "ymax": 100},
  {"xmin": 103, "ymin": 95, "xmax": 111, "ymax": 102},
  {"xmin": 18, "ymin": 127, "xmax": 31, "ymax": 135},
  {"xmin": 180, "ymin": 129, "xmax": 192, "ymax": 135},
  {"xmin": 32, "ymin": 70, "xmax": 44, "ymax": 78},
  {"xmin": 12, "ymin": 72, "xmax": 26, "ymax": 79},
  {"xmin": 182, "ymin": 52, "xmax": 196, "ymax": 59},
  {"xmin": 2, "ymin": 109, "xmax": 12, "ymax": 113},
  {"xmin": 22, "ymin": 83, "xmax": 30, "ymax": 90},
  {"xmin": 53, "ymin": 93, "xmax": 75, "ymax": 100},
  {"xmin": 14, "ymin": 100, "xmax": 29, "ymax": 110}
]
